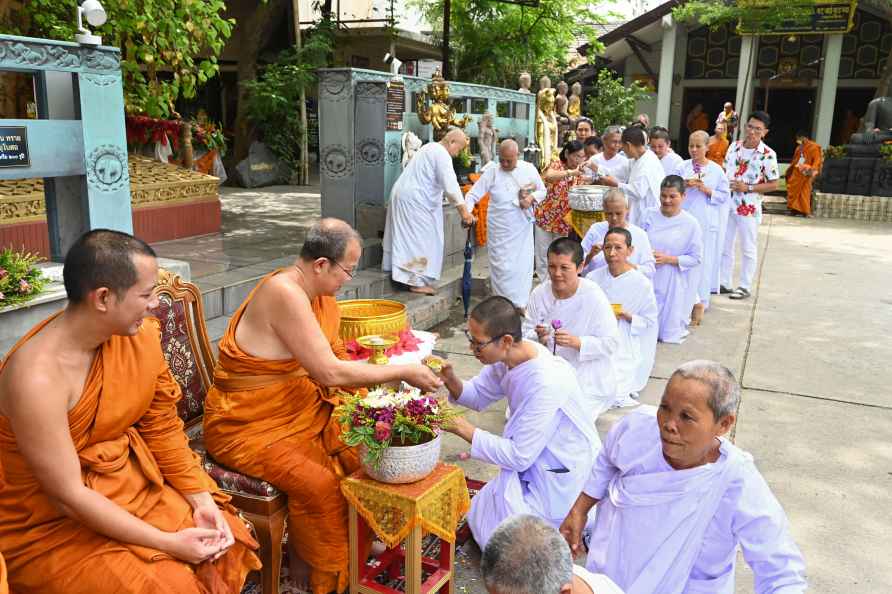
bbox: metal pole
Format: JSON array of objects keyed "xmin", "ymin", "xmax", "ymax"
[
  {"xmin": 292, "ymin": 0, "xmax": 309, "ymax": 185},
  {"xmin": 443, "ymin": 0, "xmax": 451, "ymax": 79}
]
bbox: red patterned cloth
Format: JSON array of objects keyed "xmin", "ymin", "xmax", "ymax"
[
  {"xmin": 345, "ymin": 329, "xmax": 422, "ymax": 361},
  {"xmin": 535, "ymin": 159, "xmax": 583, "ymax": 235}
]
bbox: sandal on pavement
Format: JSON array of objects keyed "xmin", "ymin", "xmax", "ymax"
[
  {"xmin": 729, "ymin": 287, "xmax": 751, "ymax": 300},
  {"xmin": 719, "ymin": 285, "xmax": 734, "ymax": 294}
]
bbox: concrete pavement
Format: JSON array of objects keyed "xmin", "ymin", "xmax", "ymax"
[{"xmin": 437, "ymin": 213, "xmax": 892, "ymax": 593}]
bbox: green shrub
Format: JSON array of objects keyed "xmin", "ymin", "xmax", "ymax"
[{"xmin": 0, "ymin": 248, "xmax": 46, "ymax": 308}]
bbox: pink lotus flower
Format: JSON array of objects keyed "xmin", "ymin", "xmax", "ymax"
[
  {"xmin": 0, "ymin": 268, "xmax": 7, "ymax": 280},
  {"xmin": 18, "ymin": 279, "xmax": 30, "ymax": 294},
  {"xmin": 551, "ymin": 319, "xmax": 562, "ymax": 330},
  {"xmin": 374, "ymin": 421, "xmax": 392, "ymax": 442}
]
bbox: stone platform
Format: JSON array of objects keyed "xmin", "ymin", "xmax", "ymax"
[{"xmin": 813, "ymin": 192, "xmax": 892, "ymax": 221}]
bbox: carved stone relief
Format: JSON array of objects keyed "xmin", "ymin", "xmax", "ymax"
[{"xmin": 320, "ymin": 145, "xmax": 353, "ymax": 179}]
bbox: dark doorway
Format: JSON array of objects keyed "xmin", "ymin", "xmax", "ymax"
[
  {"xmin": 752, "ymin": 87, "xmax": 816, "ymax": 161},
  {"xmin": 830, "ymin": 88, "xmax": 874, "ymax": 146},
  {"xmin": 679, "ymin": 88, "xmax": 737, "ymax": 159}
]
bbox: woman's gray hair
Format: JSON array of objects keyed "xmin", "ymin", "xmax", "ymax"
[
  {"xmin": 481, "ymin": 515, "xmax": 572, "ymax": 594},
  {"xmin": 670, "ymin": 360, "xmax": 741, "ymax": 419},
  {"xmin": 602, "ymin": 125, "xmax": 623, "ymax": 137},
  {"xmin": 603, "ymin": 188, "xmax": 628, "ymax": 207}
]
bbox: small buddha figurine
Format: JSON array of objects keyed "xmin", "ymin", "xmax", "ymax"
[
  {"xmin": 554, "ymin": 80, "xmax": 571, "ymax": 141},
  {"xmin": 518, "ymin": 72, "xmax": 532, "ymax": 93},
  {"xmin": 535, "ymin": 88, "xmax": 559, "ymax": 171},
  {"xmin": 478, "ymin": 111, "xmax": 499, "ymax": 166},
  {"xmin": 538, "ymin": 75, "xmax": 552, "ymax": 95},
  {"xmin": 568, "ymin": 82, "xmax": 582, "ymax": 119}
]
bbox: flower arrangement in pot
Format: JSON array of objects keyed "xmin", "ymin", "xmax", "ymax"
[{"xmin": 336, "ymin": 381, "xmax": 459, "ymax": 484}]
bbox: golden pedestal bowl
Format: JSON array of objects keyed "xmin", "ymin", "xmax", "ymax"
[
  {"xmin": 356, "ymin": 334, "xmax": 399, "ymax": 365},
  {"xmin": 338, "ymin": 299, "xmax": 408, "ymax": 341}
]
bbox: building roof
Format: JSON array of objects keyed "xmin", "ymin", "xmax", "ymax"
[{"xmin": 578, "ymin": 0, "xmax": 679, "ymax": 53}]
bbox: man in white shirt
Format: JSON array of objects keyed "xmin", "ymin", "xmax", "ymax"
[
  {"xmin": 523, "ymin": 238, "xmax": 619, "ymax": 417},
  {"xmin": 649, "ymin": 127, "xmax": 683, "ymax": 175},
  {"xmin": 465, "ymin": 140, "xmax": 546, "ymax": 310},
  {"xmin": 441, "ymin": 296, "xmax": 599, "ymax": 548},
  {"xmin": 720, "ymin": 111, "xmax": 780, "ymax": 300},
  {"xmin": 383, "ymin": 128, "xmax": 475, "ymax": 294},
  {"xmin": 482, "ymin": 515, "xmax": 624, "ymax": 594},
  {"xmin": 597, "ymin": 127, "xmax": 665, "ymax": 226}
]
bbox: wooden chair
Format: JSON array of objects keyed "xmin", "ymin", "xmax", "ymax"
[{"xmin": 151, "ymin": 268, "xmax": 288, "ymax": 594}]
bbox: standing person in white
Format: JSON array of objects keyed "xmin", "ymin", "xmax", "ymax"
[
  {"xmin": 674, "ymin": 130, "xmax": 730, "ymax": 324},
  {"xmin": 649, "ymin": 127, "xmax": 683, "ymax": 175},
  {"xmin": 597, "ymin": 127, "xmax": 665, "ymax": 226},
  {"xmin": 587, "ymin": 227, "xmax": 658, "ymax": 406},
  {"xmin": 383, "ymin": 128, "xmax": 475, "ymax": 294},
  {"xmin": 580, "ymin": 189, "xmax": 655, "ymax": 279},
  {"xmin": 721, "ymin": 111, "xmax": 780, "ymax": 300},
  {"xmin": 640, "ymin": 176, "xmax": 703, "ymax": 344},
  {"xmin": 588, "ymin": 126, "xmax": 629, "ymax": 180},
  {"xmin": 439, "ymin": 296, "xmax": 600, "ymax": 549},
  {"xmin": 523, "ymin": 238, "xmax": 619, "ymax": 417},
  {"xmin": 465, "ymin": 140, "xmax": 546, "ymax": 310},
  {"xmin": 560, "ymin": 361, "xmax": 807, "ymax": 594}
]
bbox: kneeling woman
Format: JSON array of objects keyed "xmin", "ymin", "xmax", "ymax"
[
  {"xmin": 640, "ymin": 175, "xmax": 703, "ymax": 344},
  {"xmin": 560, "ymin": 360, "xmax": 807, "ymax": 594}
]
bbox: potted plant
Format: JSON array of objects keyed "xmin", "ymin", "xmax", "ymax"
[
  {"xmin": 336, "ymin": 381, "xmax": 459, "ymax": 484},
  {"xmin": 0, "ymin": 248, "xmax": 46, "ymax": 309},
  {"xmin": 819, "ymin": 145, "xmax": 849, "ymax": 194}
]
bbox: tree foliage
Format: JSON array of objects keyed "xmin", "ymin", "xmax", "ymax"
[
  {"xmin": 410, "ymin": 0, "xmax": 607, "ymax": 87},
  {"xmin": 242, "ymin": 27, "xmax": 333, "ymax": 176},
  {"xmin": 4, "ymin": 0, "xmax": 234, "ymax": 118},
  {"xmin": 584, "ymin": 69, "xmax": 651, "ymax": 133}
]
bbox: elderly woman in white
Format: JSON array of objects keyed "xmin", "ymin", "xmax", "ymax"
[{"xmin": 560, "ymin": 360, "xmax": 807, "ymax": 594}]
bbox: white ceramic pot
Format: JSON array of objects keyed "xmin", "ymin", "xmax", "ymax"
[{"xmin": 360, "ymin": 434, "xmax": 441, "ymax": 484}]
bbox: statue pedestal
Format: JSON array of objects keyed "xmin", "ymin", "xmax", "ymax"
[{"xmin": 847, "ymin": 158, "xmax": 877, "ymax": 196}]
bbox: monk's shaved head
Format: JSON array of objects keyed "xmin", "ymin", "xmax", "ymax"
[
  {"xmin": 444, "ymin": 127, "xmax": 467, "ymax": 143},
  {"xmin": 63, "ymin": 229, "xmax": 156, "ymax": 304},
  {"xmin": 300, "ymin": 218, "xmax": 361, "ymax": 263},
  {"xmin": 499, "ymin": 139, "xmax": 519, "ymax": 157}
]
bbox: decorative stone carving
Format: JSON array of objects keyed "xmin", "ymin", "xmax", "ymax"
[
  {"xmin": 385, "ymin": 140, "xmax": 401, "ymax": 165},
  {"xmin": 320, "ymin": 71, "xmax": 352, "ymax": 102},
  {"xmin": 86, "ymin": 144, "xmax": 130, "ymax": 192},
  {"xmin": 321, "ymin": 144, "xmax": 353, "ymax": 179},
  {"xmin": 81, "ymin": 73, "xmax": 120, "ymax": 87},
  {"xmin": 356, "ymin": 138, "xmax": 384, "ymax": 165},
  {"xmin": 356, "ymin": 82, "xmax": 386, "ymax": 103},
  {"xmin": 0, "ymin": 39, "xmax": 118, "ymax": 72},
  {"xmin": 478, "ymin": 112, "xmax": 498, "ymax": 166}
]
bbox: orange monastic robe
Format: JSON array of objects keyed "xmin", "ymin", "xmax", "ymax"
[
  {"xmin": 707, "ymin": 135, "xmax": 729, "ymax": 167},
  {"xmin": 0, "ymin": 316, "xmax": 260, "ymax": 594},
  {"xmin": 204, "ymin": 271, "xmax": 361, "ymax": 594},
  {"xmin": 786, "ymin": 139, "xmax": 823, "ymax": 216}
]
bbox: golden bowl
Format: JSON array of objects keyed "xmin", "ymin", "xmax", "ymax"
[
  {"xmin": 569, "ymin": 209, "xmax": 607, "ymax": 239},
  {"xmin": 356, "ymin": 334, "xmax": 399, "ymax": 365},
  {"xmin": 338, "ymin": 299, "xmax": 408, "ymax": 341}
]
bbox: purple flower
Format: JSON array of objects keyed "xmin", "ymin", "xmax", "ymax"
[
  {"xmin": 551, "ymin": 319, "xmax": 562, "ymax": 330},
  {"xmin": 0, "ymin": 268, "xmax": 7, "ymax": 280},
  {"xmin": 18, "ymin": 279, "xmax": 30, "ymax": 294},
  {"xmin": 374, "ymin": 407, "xmax": 395, "ymax": 424}
]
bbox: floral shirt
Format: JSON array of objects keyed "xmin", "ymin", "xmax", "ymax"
[
  {"xmin": 535, "ymin": 160, "xmax": 581, "ymax": 234},
  {"xmin": 723, "ymin": 140, "xmax": 779, "ymax": 217}
]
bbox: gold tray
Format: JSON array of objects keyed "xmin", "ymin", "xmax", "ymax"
[
  {"xmin": 569, "ymin": 209, "xmax": 607, "ymax": 239},
  {"xmin": 338, "ymin": 299, "xmax": 408, "ymax": 341}
]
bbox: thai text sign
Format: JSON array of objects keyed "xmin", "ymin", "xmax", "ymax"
[
  {"xmin": 0, "ymin": 126, "xmax": 29, "ymax": 168},
  {"xmin": 386, "ymin": 80, "xmax": 406, "ymax": 132},
  {"xmin": 738, "ymin": 0, "xmax": 857, "ymax": 35}
]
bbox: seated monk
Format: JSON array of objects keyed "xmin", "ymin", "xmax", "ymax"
[
  {"xmin": 203, "ymin": 218, "xmax": 442, "ymax": 594},
  {"xmin": 560, "ymin": 360, "xmax": 807, "ymax": 593},
  {"xmin": 0, "ymin": 229, "xmax": 260, "ymax": 594}
]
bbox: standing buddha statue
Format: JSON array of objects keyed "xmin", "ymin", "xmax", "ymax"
[
  {"xmin": 568, "ymin": 82, "xmax": 582, "ymax": 120},
  {"xmin": 536, "ymin": 87, "xmax": 559, "ymax": 171}
]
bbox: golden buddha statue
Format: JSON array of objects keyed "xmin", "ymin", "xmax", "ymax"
[
  {"xmin": 568, "ymin": 82, "xmax": 582, "ymax": 119},
  {"xmin": 535, "ymin": 87, "xmax": 559, "ymax": 171},
  {"xmin": 416, "ymin": 69, "xmax": 472, "ymax": 140}
]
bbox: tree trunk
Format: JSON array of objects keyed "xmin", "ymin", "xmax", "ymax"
[{"xmin": 232, "ymin": 0, "xmax": 290, "ymax": 164}]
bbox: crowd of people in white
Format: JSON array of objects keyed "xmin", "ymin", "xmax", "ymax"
[{"xmin": 384, "ymin": 110, "xmax": 804, "ymax": 593}]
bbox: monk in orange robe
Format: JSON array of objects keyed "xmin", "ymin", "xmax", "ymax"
[
  {"xmin": 203, "ymin": 218, "xmax": 442, "ymax": 594},
  {"xmin": 786, "ymin": 132, "xmax": 823, "ymax": 216},
  {"xmin": 0, "ymin": 463, "xmax": 6, "ymax": 594},
  {"xmin": 707, "ymin": 122, "xmax": 730, "ymax": 167},
  {"xmin": 0, "ymin": 230, "xmax": 260, "ymax": 594}
]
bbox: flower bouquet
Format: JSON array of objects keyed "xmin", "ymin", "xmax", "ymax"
[{"xmin": 336, "ymin": 383, "xmax": 460, "ymax": 483}]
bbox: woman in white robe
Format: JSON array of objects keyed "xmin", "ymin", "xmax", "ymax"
[
  {"xmin": 580, "ymin": 188, "xmax": 656, "ymax": 279},
  {"xmin": 674, "ymin": 131, "xmax": 730, "ymax": 323},
  {"xmin": 465, "ymin": 140, "xmax": 546, "ymax": 309},
  {"xmin": 383, "ymin": 129, "xmax": 474, "ymax": 293},
  {"xmin": 560, "ymin": 361, "xmax": 807, "ymax": 594},
  {"xmin": 640, "ymin": 176, "xmax": 703, "ymax": 344},
  {"xmin": 587, "ymin": 227, "xmax": 658, "ymax": 404},
  {"xmin": 440, "ymin": 296, "xmax": 599, "ymax": 549}
]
